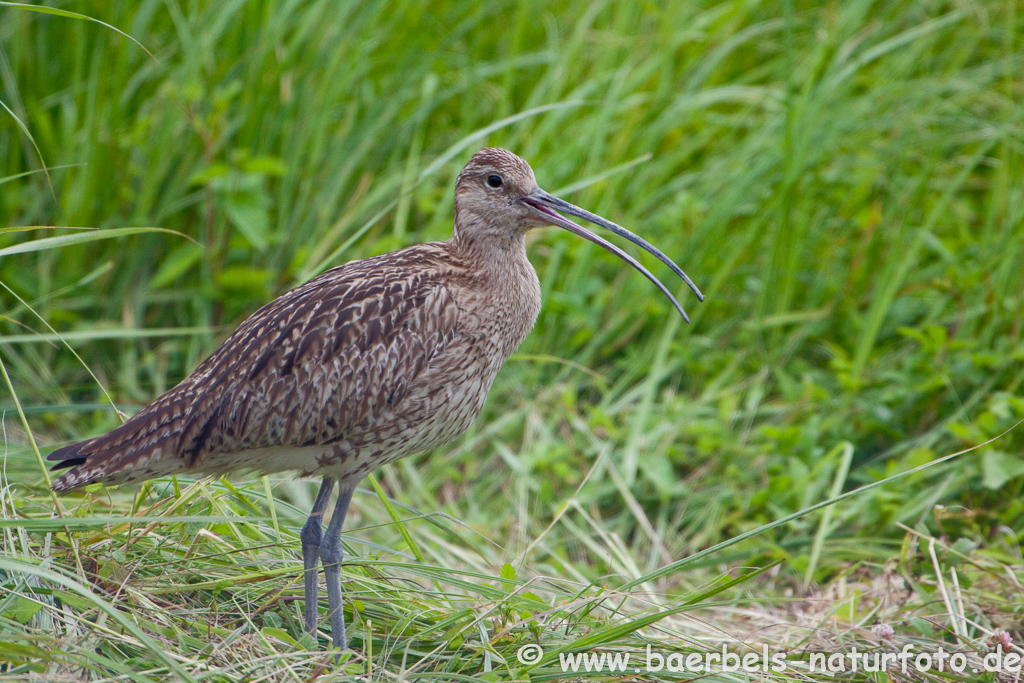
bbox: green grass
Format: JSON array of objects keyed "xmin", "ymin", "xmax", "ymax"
[{"xmin": 2, "ymin": 0, "xmax": 1024, "ymax": 680}]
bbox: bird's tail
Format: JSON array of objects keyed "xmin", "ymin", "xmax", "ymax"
[{"xmin": 48, "ymin": 422, "xmax": 184, "ymax": 493}]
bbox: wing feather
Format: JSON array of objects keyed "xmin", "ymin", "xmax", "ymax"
[{"xmin": 49, "ymin": 244, "xmax": 462, "ymax": 490}]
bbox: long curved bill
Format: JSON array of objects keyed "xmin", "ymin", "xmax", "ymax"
[{"xmin": 519, "ymin": 188, "xmax": 704, "ymax": 322}]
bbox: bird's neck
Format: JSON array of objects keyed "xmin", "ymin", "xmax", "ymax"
[
  {"xmin": 450, "ymin": 212, "xmax": 523, "ymax": 256},
  {"xmin": 449, "ymin": 214, "xmax": 533, "ymax": 278},
  {"xmin": 447, "ymin": 219, "xmax": 542, "ymax": 357},
  {"xmin": 450, "ymin": 227, "xmax": 524, "ymax": 264}
]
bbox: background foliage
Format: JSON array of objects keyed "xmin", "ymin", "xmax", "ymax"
[{"xmin": 1, "ymin": 0, "xmax": 1022, "ymax": 680}]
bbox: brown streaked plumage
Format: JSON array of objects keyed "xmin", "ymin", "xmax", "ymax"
[{"xmin": 48, "ymin": 148, "xmax": 703, "ymax": 651}]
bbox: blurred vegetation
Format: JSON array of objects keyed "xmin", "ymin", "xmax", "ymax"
[{"xmin": 2, "ymin": 0, "xmax": 1024, "ymax": 679}]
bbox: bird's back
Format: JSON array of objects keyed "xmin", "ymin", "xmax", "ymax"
[{"xmin": 49, "ymin": 239, "xmax": 541, "ymax": 492}]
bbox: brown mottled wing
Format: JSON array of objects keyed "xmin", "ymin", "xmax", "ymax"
[{"xmin": 49, "ymin": 245, "xmax": 461, "ymax": 490}]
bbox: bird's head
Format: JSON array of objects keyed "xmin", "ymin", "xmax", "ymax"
[
  {"xmin": 454, "ymin": 147, "xmax": 542, "ymax": 232},
  {"xmin": 453, "ymin": 147, "xmax": 704, "ymax": 322}
]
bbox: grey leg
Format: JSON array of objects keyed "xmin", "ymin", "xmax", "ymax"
[
  {"xmin": 320, "ymin": 483, "xmax": 356, "ymax": 650},
  {"xmin": 300, "ymin": 477, "xmax": 336, "ymax": 634}
]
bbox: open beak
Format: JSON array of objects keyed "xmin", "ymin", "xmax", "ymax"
[{"xmin": 519, "ymin": 188, "xmax": 704, "ymax": 322}]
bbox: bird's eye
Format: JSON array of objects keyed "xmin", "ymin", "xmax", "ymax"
[{"xmin": 486, "ymin": 174, "xmax": 503, "ymax": 188}]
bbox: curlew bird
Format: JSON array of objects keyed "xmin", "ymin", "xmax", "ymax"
[{"xmin": 47, "ymin": 148, "xmax": 703, "ymax": 650}]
